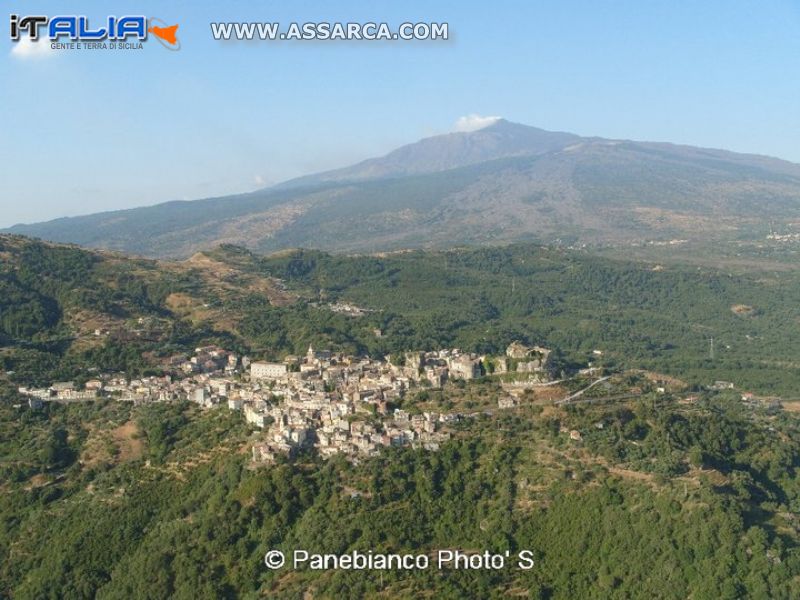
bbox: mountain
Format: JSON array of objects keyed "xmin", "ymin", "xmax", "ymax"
[
  {"xmin": 6, "ymin": 120, "xmax": 800, "ymax": 258},
  {"xmin": 280, "ymin": 119, "xmax": 582, "ymax": 186}
]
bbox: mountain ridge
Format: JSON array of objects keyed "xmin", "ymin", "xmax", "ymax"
[{"xmin": 6, "ymin": 120, "xmax": 800, "ymax": 258}]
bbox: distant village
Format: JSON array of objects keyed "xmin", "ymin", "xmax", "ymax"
[{"xmin": 17, "ymin": 341, "xmax": 556, "ymax": 463}]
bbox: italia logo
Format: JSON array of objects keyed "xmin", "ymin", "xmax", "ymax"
[{"xmin": 9, "ymin": 15, "xmax": 180, "ymax": 50}]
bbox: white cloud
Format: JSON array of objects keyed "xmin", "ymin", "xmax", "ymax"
[
  {"xmin": 453, "ymin": 114, "xmax": 502, "ymax": 132},
  {"xmin": 11, "ymin": 36, "xmax": 55, "ymax": 59},
  {"xmin": 253, "ymin": 174, "xmax": 266, "ymax": 187}
]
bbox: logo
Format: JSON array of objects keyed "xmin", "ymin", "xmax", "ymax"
[
  {"xmin": 148, "ymin": 18, "xmax": 180, "ymax": 50},
  {"xmin": 9, "ymin": 14, "xmax": 180, "ymax": 51}
]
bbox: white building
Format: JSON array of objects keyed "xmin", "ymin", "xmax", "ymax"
[
  {"xmin": 244, "ymin": 404, "xmax": 268, "ymax": 427},
  {"xmin": 251, "ymin": 362, "xmax": 288, "ymax": 381}
]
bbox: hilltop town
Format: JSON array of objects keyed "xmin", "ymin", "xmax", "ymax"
[{"xmin": 18, "ymin": 341, "xmax": 558, "ymax": 463}]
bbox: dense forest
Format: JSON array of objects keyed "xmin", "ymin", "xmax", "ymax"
[{"xmin": 1, "ymin": 388, "xmax": 799, "ymax": 598}]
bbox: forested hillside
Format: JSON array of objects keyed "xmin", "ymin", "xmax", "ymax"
[
  {"xmin": 3, "ymin": 235, "xmax": 800, "ymax": 597},
  {"xmin": 1, "ymin": 387, "xmax": 799, "ymax": 598},
  {"xmin": 2, "ymin": 235, "xmax": 799, "ymax": 395},
  {"xmin": 214, "ymin": 243, "xmax": 800, "ymax": 395}
]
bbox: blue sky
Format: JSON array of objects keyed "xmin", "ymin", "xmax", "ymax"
[{"xmin": 2, "ymin": 0, "xmax": 800, "ymax": 227}]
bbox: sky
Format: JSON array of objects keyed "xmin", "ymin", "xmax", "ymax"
[{"xmin": 1, "ymin": 0, "xmax": 800, "ymax": 227}]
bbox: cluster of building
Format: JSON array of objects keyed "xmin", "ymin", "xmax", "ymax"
[
  {"xmin": 242, "ymin": 345, "xmax": 473, "ymax": 463},
  {"xmin": 766, "ymin": 231, "xmax": 800, "ymax": 243},
  {"xmin": 243, "ymin": 342, "xmax": 554, "ymax": 462},
  {"xmin": 323, "ymin": 301, "xmax": 375, "ymax": 317},
  {"xmin": 19, "ymin": 381, "xmax": 99, "ymax": 406},
  {"xmin": 18, "ymin": 341, "xmax": 555, "ymax": 462}
]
